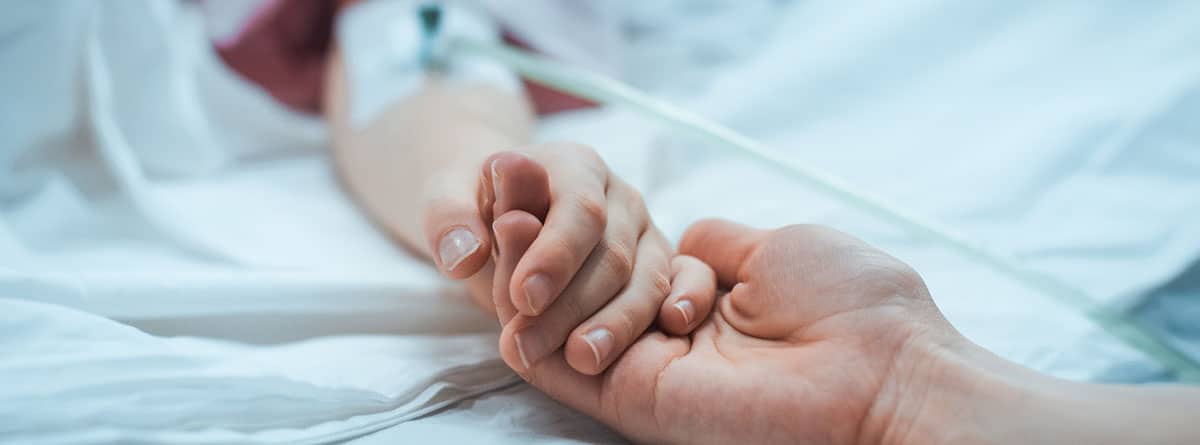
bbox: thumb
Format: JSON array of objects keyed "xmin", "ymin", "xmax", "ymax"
[
  {"xmin": 422, "ymin": 170, "xmax": 493, "ymax": 279},
  {"xmin": 678, "ymin": 219, "xmax": 767, "ymax": 288}
]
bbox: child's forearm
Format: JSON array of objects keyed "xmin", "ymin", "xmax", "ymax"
[
  {"xmin": 325, "ymin": 46, "xmax": 714, "ymax": 376},
  {"xmin": 323, "ymin": 48, "xmax": 533, "ymax": 258},
  {"xmin": 324, "ymin": 48, "xmax": 533, "ymax": 309}
]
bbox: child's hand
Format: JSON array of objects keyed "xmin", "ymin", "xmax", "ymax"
[
  {"xmin": 485, "ymin": 146, "xmax": 717, "ymax": 376},
  {"xmin": 421, "ymin": 143, "xmax": 716, "ymax": 375}
]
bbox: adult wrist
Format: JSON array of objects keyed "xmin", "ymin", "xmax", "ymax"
[{"xmin": 864, "ymin": 326, "xmax": 1055, "ymax": 445}]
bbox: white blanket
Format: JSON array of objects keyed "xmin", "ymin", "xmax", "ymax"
[{"xmin": 2, "ymin": 0, "xmax": 1199, "ymax": 443}]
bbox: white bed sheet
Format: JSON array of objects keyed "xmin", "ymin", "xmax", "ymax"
[{"xmin": 3, "ymin": 0, "xmax": 1200, "ymax": 443}]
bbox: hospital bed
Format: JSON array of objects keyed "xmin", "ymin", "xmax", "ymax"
[{"xmin": 3, "ymin": 0, "xmax": 1200, "ymax": 443}]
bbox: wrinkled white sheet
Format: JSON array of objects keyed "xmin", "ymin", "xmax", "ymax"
[
  {"xmin": 1, "ymin": 1, "xmax": 530, "ymax": 443},
  {"xmin": 2, "ymin": 0, "xmax": 1200, "ymax": 444},
  {"xmin": 0, "ymin": 299, "xmax": 519, "ymax": 444},
  {"xmin": 628, "ymin": 0, "xmax": 1200, "ymax": 380}
]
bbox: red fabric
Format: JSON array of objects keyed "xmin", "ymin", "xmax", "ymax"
[
  {"xmin": 502, "ymin": 32, "xmax": 598, "ymax": 115},
  {"xmin": 213, "ymin": 0, "xmax": 595, "ymax": 116},
  {"xmin": 213, "ymin": 0, "xmax": 337, "ymax": 113}
]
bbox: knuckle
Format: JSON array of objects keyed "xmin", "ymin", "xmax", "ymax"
[
  {"xmin": 882, "ymin": 260, "xmax": 928, "ymax": 297},
  {"xmin": 565, "ymin": 142, "xmax": 601, "ymax": 162},
  {"xmin": 627, "ymin": 189, "xmax": 646, "ymax": 213},
  {"xmin": 597, "ymin": 239, "xmax": 635, "ymax": 283},
  {"xmin": 574, "ymin": 193, "xmax": 609, "ymax": 228},
  {"xmin": 610, "ymin": 306, "xmax": 638, "ymax": 343},
  {"xmin": 562, "ymin": 143, "xmax": 609, "ymax": 177},
  {"xmin": 616, "ymin": 182, "xmax": 649, "ymax": 223},
  {"xmin": 562, "ymin": 289, "xmax": 590, "ymax": 321},
  {"xmin": 649, "ymin": 269, "xmax": 673, "ymax": 299},
  {"xmin": 544, "ymin": 236, "xmax": 583, "ymax": 270}
]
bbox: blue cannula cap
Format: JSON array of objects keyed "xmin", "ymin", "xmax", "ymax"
[
  {"xmin": 418, "ymin": 3, "xmax": 444, "ymax": 69},
  {"xmin": 419, "ymin": 3, "xmax": 442, "ymax": 36}
]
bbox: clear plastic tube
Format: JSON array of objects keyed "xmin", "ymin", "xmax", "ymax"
[{"xmin": 442, "ymin": 36, "xmax": 1200, "ymax": 381}]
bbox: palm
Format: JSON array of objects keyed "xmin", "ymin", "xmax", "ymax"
[{"xmin": 524, "ymin": 222, "xmax": 942, "ymax": 445}]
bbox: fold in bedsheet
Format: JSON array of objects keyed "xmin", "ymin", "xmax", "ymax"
[
  {"xmin": 0, "ymin": 299, "xmax": 519, "ymax": 444},
  {"xmin": 3, "ymin": 1, "xmax": 1200, "ymax": 443}
]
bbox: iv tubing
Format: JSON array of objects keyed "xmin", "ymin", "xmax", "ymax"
[{"xmin": 443, "ymin": 36, "xmax": 1200, "ymax": 381}]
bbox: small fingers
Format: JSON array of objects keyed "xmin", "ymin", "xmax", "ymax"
[
  {"xmin": 486, "ymin": 151, "xmax": 551, "ymax": 323},
  {"xmin": 497, "ymin": 196, "xmax": 646, "ymax": 373},
  {"xmin": 562, "ymin": 230, "xmax": 672, "ymax": 375},
  {"xmin": 485, "ymin": 151, "xmax": 551, "ymax": 220},
  {"xmin": 492, "ymin": 210, "xmax": 543, "ymax": 324},
  {"xmin": 657, "ymin": 255, "xmax": 717, "ymax": 336},
  {"xmin": 510, "ymin": 144, "xmax": 612, "ymax": 316}
]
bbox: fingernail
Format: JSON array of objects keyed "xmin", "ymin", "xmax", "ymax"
[
  {"xmin": 438, "ymin": 227, "xmax": 479, "ymax": 271},
  {"xmin": 491, "ymin": 159, "xmax": 502, "ymax": 204},
  {"xmin": 522, "ymin": 273, "xmax": 553, "ymax": 314},
  {"xmin": 673, "ymin": 299, "xmax": 695, "ymax": 327},
  {"xmin": 582, "ymin": 328, "xmax": 615, "ymax": 368},
  {"xmin": 514, "ymin": 324, "xmax": 549, "ymax": 371}
]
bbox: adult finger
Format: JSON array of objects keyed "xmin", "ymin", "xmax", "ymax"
[
  {"xmin": 510, "ymin": 144, "xmax": 611, "ymax": 316},
  {"xmin": 678, "ymin": 218, "xmax": 767, "ymax": 288},
  {"xmin": 513, "ymin": 331, "xmax": 690, "ymax": 445},
  {"xmin": 680, "ymin": 219, "xmax": 788, "ymax": 339},
  {"xmin": 561, "ymin": 230, "xmax": 673, "ymax": 375},
  {"xmin": 657, "ymin": 255, "xmax": 717, "ymax": 336}
]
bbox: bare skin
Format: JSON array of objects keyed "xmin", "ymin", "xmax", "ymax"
[
  {"xmin": 324, "ymin": 27, "xmax": 1200, "ymax": 444},
  {"xmin": 324, "ymin": 47, "xmax": 715, "ymax": 376},
  {"xmin": 492, "ymin": 211, "xmax": 1200, "ymax": 445},
  {"xmin": 493, "ymin": 216, "xmax": 938, "ymax": 444},
  {"xmin": 484, "ymin": 152, "xmax": 715, "ymax": 375}
]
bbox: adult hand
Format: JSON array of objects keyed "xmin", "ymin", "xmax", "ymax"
[{"xmin": 494, "ymin": 218, "xmax": 962, "ymax": 444}]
